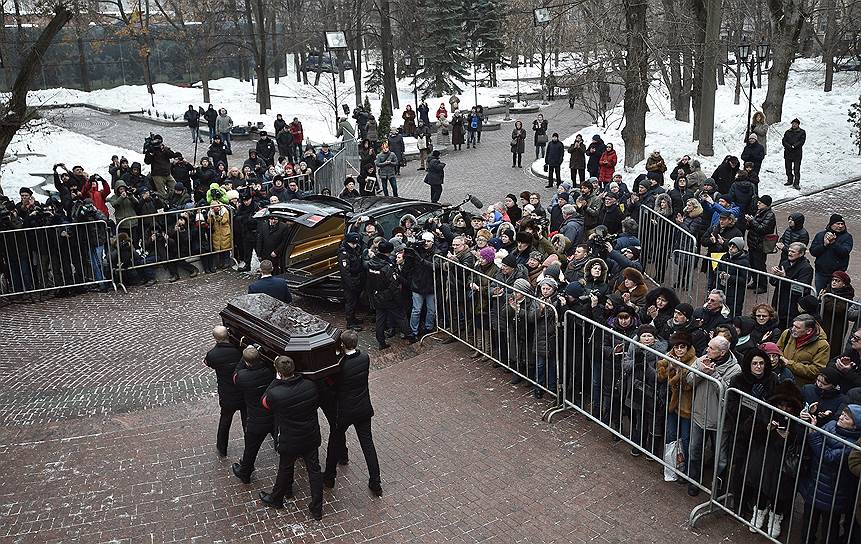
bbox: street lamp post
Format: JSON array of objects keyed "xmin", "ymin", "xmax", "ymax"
[
  {"xmin": 738, "ymin": 40, "xmax": 770, "ymax": 140},
  {"xmin": 325, "ymin": 31, "xmax": 348, "ymax": 132},
  {"xmin": 469, "ymin": 39, "xmax": 483, "ymax": 108},
  {"xmin": 514, "ymin": 38, "xmax": 521, "ymax": 104},
  {"xmin": 404, "ymin": 56, "xmax": 424, "ymax": 111}
]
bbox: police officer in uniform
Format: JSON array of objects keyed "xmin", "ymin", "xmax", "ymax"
[
  {"xmin": 204, "ymin": 325, "xmax": 246, "ymax": 457},
  {"xmin": 339, "ymin": 231, "xmax": 365, "ymax": 330},
  {"xmin": 366, "ymin": 240, "xmax": 407, "ymax": 350},
  {"xmin": 323, "ymin": 329, "xmax": 382, "ymax": 496},
  {"xmin": 260, "ymin": 356, "xmax": 324, "ymax": 520},
  {"xmin": 231, "ymin": 345, "xmax": 275, "ymax": 484}
]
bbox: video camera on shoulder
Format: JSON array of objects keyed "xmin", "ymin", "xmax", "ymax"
[{"xmin": 143, "ymin": 133, "xmax": 163, "ymax": 155}]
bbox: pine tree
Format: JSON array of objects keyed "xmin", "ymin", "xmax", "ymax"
[
  {"xmin": 379, "ymin": 93, "xmax": 393, "ymax": 141},
  {"xmin": 365, "ymin": 60, "xmax": 385, "ymax": 95},
  {"xmin": 363, "ymin": 94, "xmax": 372, "ymax": 113},
  {"xmin": 416, "ymin": 0, "xmax": 469, "ymax": 98},
  {"xmin": 472, "ymin": 0, "xmax": 505, "ymax": 87},
  {"xmin": 850, "ymin": 95, "xmax": 861, "ymax": 155}
]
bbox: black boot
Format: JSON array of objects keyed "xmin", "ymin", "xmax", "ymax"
[
  {"xmin": 784, "ymin": 179, "xmax": 793, "ymax": 186},
  {"xmin": 793, "ymin": 181, "xmax": 800, "ymax": 190}
]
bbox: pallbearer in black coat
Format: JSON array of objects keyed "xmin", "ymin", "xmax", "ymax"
[
  {"xmin": 204, "ymin": 326, "xmax": 246, "ymax": 457},
  {"xmin": 323, "ymin": 330, "xmax": 382, "ymax": 497},
  {"xmin": 231, "ymin": 345, "xmax": 275, "ymax": 484}
]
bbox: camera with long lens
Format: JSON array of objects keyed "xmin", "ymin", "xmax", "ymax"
[
  {"xmin": 588, "ymin": 231, "xmax": 618, "ymax": 257},
  {"xmin": 143, "ymin": 133, "xmax": 163, "ymax": 155}
]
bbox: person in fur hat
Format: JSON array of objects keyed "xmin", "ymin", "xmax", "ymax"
[
  {"xmin": 616, "ymin": 267, "xmax": 648, "ymax": 309},
  {"xmin": 657, "ymin": 331, "xmax": 697, "ymax": 477}
]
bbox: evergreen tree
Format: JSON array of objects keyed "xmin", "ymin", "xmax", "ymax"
[
  {"xmin": 363, "ymin": 94, "xmax": 372, "ymax": 113},
  {"xmin": 471, "ymin": 0, "xmax": 505, "ymax": 87},
  {"xmin": 365, "ymin": 60, "xmax": 385, "ymax": 95},
  {"xmin": 850, "ymin": 95, "xmax": 861, "ymax": 155},
  {"xmin": 416, "ymin": 0, "xmax": 469, "ymax": 98},
  {"xmin": 378, "ymin": 92, "xmax": 393, "ymax": 141}
]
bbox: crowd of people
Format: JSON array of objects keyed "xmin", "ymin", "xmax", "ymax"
[{"xmin": 332, "ymin": 134, "xmax": 857, "ymax": 540}]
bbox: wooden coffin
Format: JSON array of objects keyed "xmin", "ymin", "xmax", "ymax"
[{"xmin": 220, "ymin": 293, "xmax": 341, "ymax": 380}]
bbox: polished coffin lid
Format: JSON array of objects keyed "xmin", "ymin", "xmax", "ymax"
[{"xmin": 220, "ymin": 293, "xmax": 340, "ymax": 379}]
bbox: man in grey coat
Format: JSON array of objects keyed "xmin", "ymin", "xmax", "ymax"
[{"xmin": 685, "ymin": 335, "xmax": 740, "ymax": 496}]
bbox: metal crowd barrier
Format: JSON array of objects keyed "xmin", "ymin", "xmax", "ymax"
[
  {"xmin": 114, "ymin": 205, "xmax": 237, "ymax": 290},
  {"xmin": 548, "ymin": 308, "xmax": 728, "ymax": 494},
  {"xmin": 671, "ymin": 249, "xmax": 815, "ymax": 330},
  {"xmin": 313, "ymin": 148, "xmax": 347, "ymax": 196},
  {"xmin": 342, "ymin": 138, "xmax": 361, "ymax": 176},
  {"xmin": 820, "ymin": 292, "xmax": 861, "ymax": 358},
  {"xmin": 258, "ymin": 173, "xmax": 315, "ymax": 196},
  {"xmin": 637, "ymin": 205, "xmax": 698, "ymax": 286},
  {"xmin": 0, "ymin": 220, "xmax": 115, "ymax": 296},
  {"xmin": 691, "ymin": 386, "xmax": 861, "ymax": 543},
  {"xmin": 432, "ymin": 254, "xmax": 563, "ymax": 397}
]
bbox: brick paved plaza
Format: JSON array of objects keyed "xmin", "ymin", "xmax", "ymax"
[{"xmin": 0, "ymin": 270, "xmax": 753, "ymax": 543}]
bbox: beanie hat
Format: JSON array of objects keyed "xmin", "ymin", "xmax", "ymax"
[
  {"xmin": 377, "ymin": 240, "xmax": 394, "ymax": 254},
  {"xmin": 18, "ymin": 186, "xmax": 33, "ymax": 195},
  {"xmin": 421, "ymin": 231, "xmax": 435, "ymax": 242},
  {"xmin": 515, "ymin": 231, "xmax": 533, "ymax": 244},
  {"xmin": 638, "ymin": 324, "xmax": 658, "ymax": 337},
  {"xmin": 759, "ymin": 342, "xmax": 782, "ymax": 356},
  {"xmin": 528, "ymin": 251, "xmax": 544, "ymax": 263},
  {"xmin": 819, "ymin": 366, "xmax": 843, "ymax": 387},
  {"xmin": 174, "ymin": 182, "xmax": 186, "ymax": 191},
  {"xmin": 544, "ymin": 262, "xmax": 562, "ymax": 281},
  {"xmin": 733, "ymin": 316, "xmax": 756, "ymax": 336},
  {"xmin": 557, "ymin": 192, "xmax": 570, "ymax": 203},
  {"xmin": 668, "ymin": 331, "xmax": 692, "ymax": 347},
  {"xmin": 345, "ymin": 232, "xmax": 362, "ymax": 244},
  {"xmin": 226, "ymin": 189, "xmax": 240, "ymax": 200},
  {"xmin": 797, "ymin": 295, "xmax": 820, "ymax": 316},
  {"xmin": 564, "ymin": 282, "xmax": 585, "ymax": 298},
  {"xmin": 538, "ymin": 276, "xmax": 558, "ymax": 290},
  {"xmin": 832, "ymin": 271, "xmax": 852, "ymax": 285},
  {"xmin": 501, "ymin": 253, "xmax": 518, "ymax": 268},
  {"xmin": 759, "ymin": 195, "xmax": 772, "ymax": 206},
  {"xmin": 728, "ymin": 236, "xmax": 746, "ymax": 251},
  {"xmin": 675, "ymin": 303, "xmax": 694, "ymax": 320},
  {"xmin": 828, "ymin": 214, "xmax": 845, "ymax": 228},
  {"xmin": 479, "ymin": 247, "xmax": 496, "ymax": 263},
  {"xmin": 513, "ymin": 278, "xmax": 532, "ymax": 292}
]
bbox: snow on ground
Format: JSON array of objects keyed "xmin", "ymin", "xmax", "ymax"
[
  {"xmin": 1, "ymin": 120, "xmax": 144, "ymax": 199},
  {"xmin": 532, "ymin": 58, "xmax": 861, "ymax": 201},
  {"xmin": 25, "ymin": 59, "xmax": 546, "ymax": 145}
]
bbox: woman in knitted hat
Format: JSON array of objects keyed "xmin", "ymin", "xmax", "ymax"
[
  {"xmin": 758, "ymin": 342, "xmax": 795, "ymax": 384},
  {"xmin": 582, "ymin": 257, "xmax": 610, "ymax": 297},
  {"xmin": 820, "ymin": 271, "xmax": 856, "ymax": 358},
  {"xmin": 531, "ymin": 276, "xmax": 563, "ymax": 398},
  {"xmin": 622, "ymin": 323, "xmax": 668, "ymax": 456},
  {"xmin": 526, "ymin": 250, "xmax": 545, "ymax": 285},
  {"xmin": 657, "ymin": 331, "xmax": 696, "ymax": 479},
  {"xmin": 466, "ymin": 246, "xmax": 499, "ymax": 358},
  {"xmin": 506, "ymin": 277, "xmax": 534, "ymax": 385},
  {"xmin": 616, "ymin": 267, "xmax": 648, "ymax": 309}
]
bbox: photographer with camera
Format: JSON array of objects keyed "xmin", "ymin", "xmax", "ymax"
[
  {"xmin": 71, "ymin": 196, "xmax": 109, "ymax": 289},
  {"xmin": 107, "ymin": 181, "xmax": 140, "ymax": 239},
  {"xmin": 121, "ymin": 161, "xmax": 150, "ymax": 193},
  {"xmin": 143, "ymin": 134, "xmax": 182, "ymax": 198},
  {"xmin": 81, "ymin": 174, "xmax": 111, "ymax": 217}
]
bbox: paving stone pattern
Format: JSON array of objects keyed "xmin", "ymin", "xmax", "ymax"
[{"xmin": 0, "ymin": 341, "xmax": 748, "ymax": 543}]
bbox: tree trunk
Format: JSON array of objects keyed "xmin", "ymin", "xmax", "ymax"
[
  {"xmin": 379, "ymin": 0, "xmax": 399, "ymax": 110},
  {"xmin": 201, "ymin": 63, "xmax": 211, "ymax": 103},
  {"xmin": 621, "ymin": 0, "xmax": 649, "ymax": 167},
  {"xmin": 763, "ymin": 0, "xmax": 804, "ymax": 123},
  {"xmin": 0, "ymin": 6, "xmax": 73, "ymax": 172},
  {"xmin": 677, "ymin": 48, "xmax": 692, "ymax": 122},
  {"xmin": 271, "ymin": 13, "xmax": 280, "ymax": 85},
  {"xmin": 142, "ymin": 49, "xmax": 156, "ymax": 95},
  {"xmin": 822, "ymin": 0, "xmax": 836, "ymax": 92},
  {"xmin": 0, "ymin": 0, "xmax": 13, "ymax": 88},
  {"xmin": 689, "ymin": 0, "xmax": 706, "ymax": 140},
  {"xmin": 696, "ymin": 0, "xmax": 721, "ymax": 156},
  {"xmin": 76, "ymin": 36, "xmax": 91, "ymax": 92},
  {"xmin": 253, "ymin": 0, "xmax": 270, "ymax": 112}
]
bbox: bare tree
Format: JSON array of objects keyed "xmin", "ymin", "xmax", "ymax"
[
  {"xmin": 621, "ymin": 0, "xmax": 650, "ymax": 166},
  {"xmin": 762, "ymin": 0, "xmax": 805, "ymax": 123},
  {"xmin": 98, "ymin": 0, "xmax": 157, "ymax": 97},
  {"xmin": 0, "ymin": 4, "xmax": 74, "ymax": 189}
]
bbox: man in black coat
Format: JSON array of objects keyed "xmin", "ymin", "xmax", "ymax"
[
  {"xmin": 255, "ymin": 131, "xmax": 277, "ymax": 166},
  {"xmin": 203, "ymin": 104, "xmax": 218, "ymax": 142},
  {"xmin": 204, "ymin": 326, "xmax": 246, "ymax": 457},
  {"xmin": 745, "ymin": 195, "xmax": 776, "ymax": 293},
  {"xmin": 367, "ymin": 241, "xmax": 409, "ymax": 349},
  {"xmin": 544, "ymin": 133, "xmax": 565, "ymax": 188},
  {"xmin": 323, "ymin": 330, "xmax": 382, "ymax": 496},
  {"xmin": 585, "ymin": 135, "xmax": 605, "ymax": 179},
  {"xmin": 782, "ymin": 118, "xmax": 806, "ymax": 189},
  {"xmin": 183, "ymin": 105, "xmax": 203, "ymax": 143},
  {"xmin": 770, "ymin": 241, "xmax": 815, "ymax": 329},
  {"xmin": 259, "ymin": 356, "xmax": 324, "ymax": 520},
  {"xmin": 231, "ymin": 345, "xmax": 275, "ymax": 484},
  {"xmin": 143, "ymin": 134, "xmax": 182, "ymax": 198},
  {"xmin": 339, "ymin": 232, "xmax": 365, "ymax": 330},
  {"xmin": 423, "ymin": 150, "xmax": 445, "ymax": 203},
  {"xmin": 234, "ymin": 192, "xmax": 259, "ymax": 272},
  {"xmin": 248, "ymin": 259, "xmax": 292, "ymax": 303},
  {"xmin": 207, "ymin": 135, "xmax": 230, "ymax": 169},
  {"xmin": 256, "ymin": 216, "xmax": 288, "ymax": 274}
]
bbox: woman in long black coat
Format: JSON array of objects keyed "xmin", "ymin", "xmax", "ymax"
[{"xmin": 510, "ymin": 121, "xmax": 527, "ymax": 168}]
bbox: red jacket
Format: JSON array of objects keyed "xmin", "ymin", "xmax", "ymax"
[
  {"xmin": 289, "ymin": 121, "xmax": 303, "ymax": 145},
  {"xmin": 82, "ymin": 177, "xmax": 111, "ymax": 216},
  {"xmin": 598, "ymin": 149, "xmax": 618, "ymax": 182}
]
